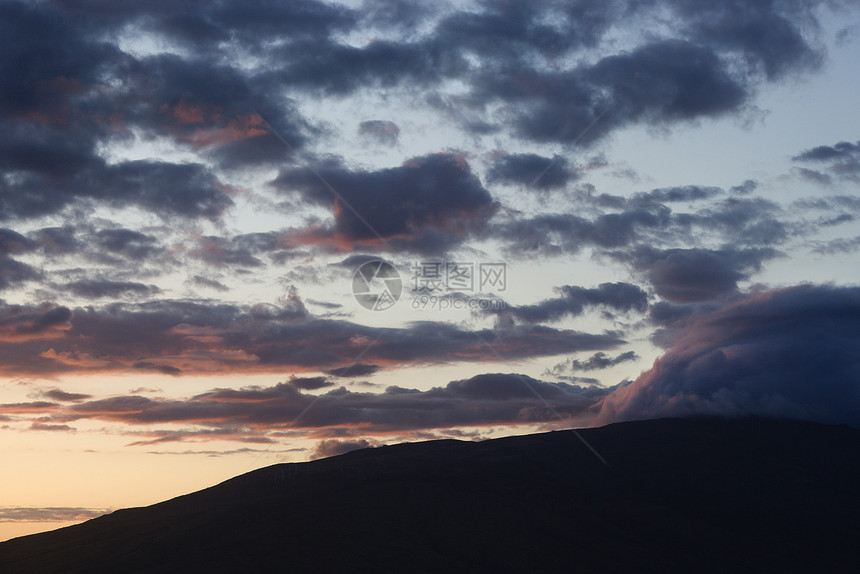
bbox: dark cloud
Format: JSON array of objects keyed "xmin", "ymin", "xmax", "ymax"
[
  {"xmin": 288, "ymin": 376, "xmax": 334, "ymax": 390},
  {"xmin": 730, "ymin": 179, "xmax": 758, "ymax": 195},
  {"xmin": 793, "ymin": 139, "xmax": 860, "ymax": 182},
  {"xmin": 310, "ymin": 438, "xmax": 374, "ymax": 460},
  {"xmin": 358, "ymin": 120, "xmax": 400, "ymax": 146},
  {"xmin": 598, "ymin": 285, "xmax": 860, "ymax": 427},
  {"xmin": 679, "ymin": 0, "xmax": 824, "ymax": 79},
  {"xmin": 190, "ymin": 275, "xmax": 230, "ymax": 292},
  {"xmin": 496, "ymin": 282, "xmax": 648, "ymax": 323},
  {"xmin": 272, "ymin": 153, "xmax": 497, "ymax": 253},
  {"xmin": 634, "ymin": 185, "xmax": 722, "ymax": 205},
  {"xmin": 325, "ymin": 363, "xmax": 381, "ymax": 378},
  {"xmin": 675, "ymin": 197, "xmax": 788, "ymax": 247},
  {"xmin": 189, "ymin": 235, "xmax": 271, "ymax": 268},
  {"xmin": 549, "ymin": 351, "xmax": 639, "ymax": 374},
  {"xmin": 0, "ymin": 157, "xmax": 235, "ymax": 222},
  {"xmin": 492, "ymin": 207, "xmax": 671, "ymax": 257},
  {"xmin": 0, "ymin": 299, "xmax": 624, "ymax": 376},
  {"xmin": 487, "ymin": 153, "xmax": 577, "ymax": 190},
  {"xmin": 0, "ymin": 229, "xmax": 34, "ymax": 255},
  {"xmin": 29, "ymin": 422, "xmax": 75, "ymax": 432},
  {"xmin": 0, "ymin": 0, "xmax": 844, "ymax": 233},
  {"xmin": 617, "ymin": 247, "xmax": 777, "ymax": 303},
  {"xmin": 0, "ymin": 256, "xmax": 40, "ymax": 290},
  {"xmin": 794, "ymin": 167, "xmax": 833, "ymax": 185},
  {"xmin": 64, "ymin": 280, "xmax": 160, "ymax": 299},
  {"xmin": 811, "ymin": 236, "xmax": 860, "ymax": 255},
  {"xmin": 93, "ymin": 229, "xmax": 162, "ymax": 262},
  {"xmin": 0, "ymin": 303, "xmax": 72, "ymax": 341},
  {"xmin": 9, "ymin": 286, "xmax": 860, "ymax": 437},
  {"xmin": 20, "ymin": 373, "xmax": 613, "ymax": 437},
  {"xmin": 793, "ymin": 140, "xmax": 860, "ymax": 162},
  {"xmin": 41, "ymin": 389, "xmax": 92, "ymax": 402}
]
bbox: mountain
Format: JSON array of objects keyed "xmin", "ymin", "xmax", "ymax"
[{"xmin": 1, "ymin": 417, "xmax": 858, "ymax": 573}]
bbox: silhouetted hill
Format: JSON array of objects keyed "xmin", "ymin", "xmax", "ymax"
[{"xmin": 1, "ymin": 417, "xmax": 858, "ymax": 573}]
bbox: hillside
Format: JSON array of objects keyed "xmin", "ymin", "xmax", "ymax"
[{"xmin": 1, "ymin": 417, "xmax": 858, "ymax": 573}]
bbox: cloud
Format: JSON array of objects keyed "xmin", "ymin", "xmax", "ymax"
[
  {"xmin": 63, "ymin": 280, "xmax": 160, "ymax": 299},
  {"xmin": 597, "ymin": 285, "xmax": 860, "ymax": 427},
  {"xmin": 793, "ymin": 139, "xmax": 860, "ymax": 182},
  {"xmin": 616, "ymin": 247, "xmax": 778, "ymax": 303},
  {"xmin": 679, "ymin": 0, "xmax": 824, "ymax": 79},
  {"xmin": 8, "ymin": 285, "xmax": 859, "ymax": 438},
  {"xmin": 548, "ymin": 351, "xmax": 639, "ymax": 374},
  {"xmin": 272, "ymin": 153, "xmax": 497, "ymax": 253},
  {"xmin": 494, "ymin": 282, "xmax": 648, "ymax": 323},
  {"xmin": 487, "ymin": 153, "xmax": 577, "ymax": 190},
  {"xmin": 0, "ymin": 303, "xmax": 72, "ymax": 342},
  {"xmin": 288, "ymin": 376, "xmax": 334, "ymax": 390},
  {"xmin": 0, "ymin": 256, "xmax": 40, "ymax": 290},
  {"xmin": 0, "ymin": 507, "xmax": 111, "ymax": 523},
  {"xmin": 325, "ymin": 363, "xmax": 381, "ymax": 378},
  {"xmin": 310, "ymin": 438, "xmax": 375, "ymax": 459},
  {"xmin": 15, "ymin": 373, "xmax": 613, "ymax": 439},
  {"xmin": 41, "ymin": 389, "xmax": 92, "ymax": 402},
  {"xmin": 793, "ymin": 166, "xmax": 833, "ymax": 186},
  {"xmin": 358, "ymin": 120, "xmax": 400, "ymax": 146},
  {"xmin": 793, "ymin": 140, "xmax": 860, "ymax": 162},
  {"xmin": 30, "ymin": 422, "xmax": 76, "ymax": 432},
  {"xmin": 492, "ymin": 207, "xmax": 671, "ymax": 256},
  {"xmin": 0, "ymin": 299, "xmax": 624, "ymax": 377}
]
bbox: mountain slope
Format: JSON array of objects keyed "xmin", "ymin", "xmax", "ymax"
[{"xmin": 1, "ymin": 417, "xmax": 858, "ymax": 573}]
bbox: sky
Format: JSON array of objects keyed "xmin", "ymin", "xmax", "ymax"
[{"xmin": 2, "ymin": 0, "xmax": 860, "ymax": 541}]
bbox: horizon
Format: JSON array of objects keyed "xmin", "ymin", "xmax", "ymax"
[{"xmin": 2, "ymin": 0, "xmax": 860, "ymax": 541}]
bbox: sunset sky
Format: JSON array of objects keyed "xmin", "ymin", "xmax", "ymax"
[{"xmin": 2, "ymin": 0, "xmax": 860, "ymax": 541}]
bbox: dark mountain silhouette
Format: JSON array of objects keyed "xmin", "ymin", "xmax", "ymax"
[{"xmin": 1, "ymin": 417, "xmax": 858, "ymax": 573}]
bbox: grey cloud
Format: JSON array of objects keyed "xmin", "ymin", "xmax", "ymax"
[
  {"xmin": 325, "ymin": 363, "xmax": 381, "ymax": 378},
  {"xmin": 487, "ymin": 153, "xmax": 577, "ymax": 190},
  {"xmin": 93, "ymin": 229, "xmax": 162, "ymax": 262},
  {"xmin": 496, "ymin": 282, "xmax": 649, "ymax": 324},
  {"xmin": 0, "ymin": 299, "xmax": 624, "ymax": 376},
  {"xmin": 730, "ymin": 179, "xmax": 758, "ymax": 194},
  {"xmin": 41, "ymin": 389, "xmax": 92, "ymax": 402},
  {"xmin": 64, "ymin": 280, "xmax": 160, "ymax": 299},
  {"xmin": 793, "ymin": 140, "xmax": 860, "ymax": 162},
  {"xmin": 619, "ymin": 247, "xmax": 777, "ymax": 303},
  {"xmin": 49, "ymin": 373, "xmax": 613, "ymax": 434},
  {"xmin": 29, "ymin": 422, "xmax": 75, "ymax": 432},
  {"xmin": 310, "ymin": 438, "xmax": 374, "ymax": 460},
  {"xmin": 679, "ymin": 197, "xmax": 787, "ymax": 247},
  {"xmin": 598, "ymin": 284, "xmax": 860, "ymax": 427},
  {"xmin": 679, "ymin": 0, "xmax": 824, "ymax": 79},
  {"xmin": 493, "ymin": 207, "xmax": 671, "ymax": 256},
  {"xmin": 190, "ymin": 275, "xmax": 230, "ymax": 292},
  {"xmin": 358, "ymin": 120, "xmax": 400, "ymax": 146},
  {"xmin": 794, "ymin": 167, "xmax": 833, "ymax": 185},
  {"xmin": 0, "ymin": 256, "xmax": 40, "ymax": 290},
  {"xmin": 634, "ymin": 185, "xmax": 723, "ymax": 205},
  {"xmin": 549, "ymin": 351, "xmax": 639, "ymax": 374},
  {"xmin": 288, "ymin": 376, "xmax": 334, "ymax": 390},
  {"xmin": 793, "ymin": 139, "xmax": 860, "ymax": 182},
  {"xmin": 272, "ymin": 153, "xmax": 496, "ymax": 253}
]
